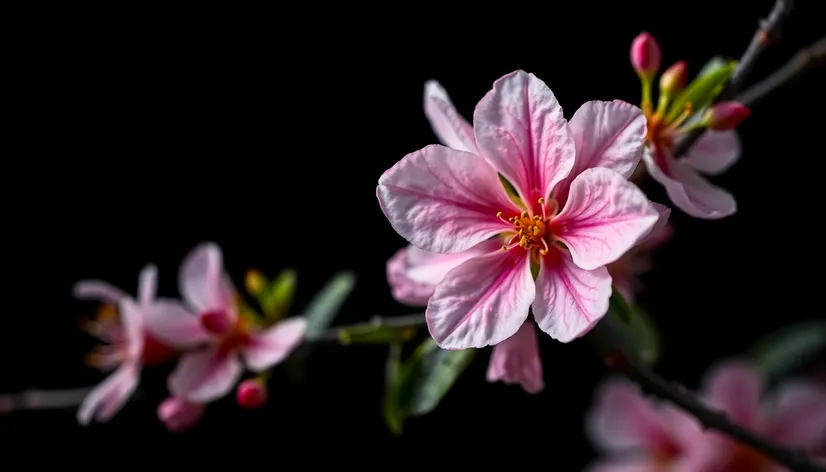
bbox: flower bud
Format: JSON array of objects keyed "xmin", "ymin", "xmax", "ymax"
[
  {"xmin": 245, "ymin": 269, "xmax": 267, "ymax": 296},
  {"xmin": 630, "ymin": 32, "xmax": 661, "ymax": 79},
  {"xmin": 157, "ymin": 397, "xmax": 203, "ymax": 433},
  {"xmin": 236, "ymin": 378, "xmax": 267, "ymax": 409},
  {"xmin": 703, "ymin": 102, "xmax": 750, "ymax": 130},
  {"xmin": 200, "ymin": 310, "xmax": 233, "ymax": 335},
  {"xmin": 659, "ymin": 61, "xmax": 688, "ymax": 94}
]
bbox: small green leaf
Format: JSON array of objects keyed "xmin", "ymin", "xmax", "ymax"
[
  {"xmin": 260, "ymin": 268, "xmax": 297, "ymax": 321},
  {"xmin": 303, "ymin": 271, "xmax": 357, "ymax": 341},
  {"xmin": 666, "ymin": 61, "xmax": 736, "ymax": 123},
  {"xmin": 603, "ymin": 300, "xmax": 660, "ymax": 366},
  {"xmin": 338, "ymin": 322, "xmax": 419, "ymax": 345},
  {"xmin": 499, "ymin": 173, "xmax": 525, "ymax": 209},
  {"xmin": 608, "ymin": 288, "xmax": 633, "ymax": 324},
  {"xmin": 382, "ymin": 342, "xmax": 405, "ymax": 435},
  {"xmin": 748, "ymin": 321, "xmax": 826, "ymax": 382},
  {"xmin": 696, "ymin": 56, "xmax": 734, "ymax": 79}
]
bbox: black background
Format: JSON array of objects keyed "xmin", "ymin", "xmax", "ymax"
[{"xmin": 3, "ymin": 1, "xmax": 825, "ymax": 467}]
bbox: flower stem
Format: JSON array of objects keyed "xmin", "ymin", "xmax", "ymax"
[
  {"xmin": 673, "ymin": 0, "xmax": 796, "ymax": 157},
  {"xmin": 0, "ymin": 387, "xmax": 93, "ymax": 413},
  {"xmin": 312, "ymin": 313, "xmax": 428, "ymax": 342}
]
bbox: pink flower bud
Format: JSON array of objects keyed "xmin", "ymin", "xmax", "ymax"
[
  {"xmin": 200, "ymin": 310, "xmax": 233, "ymax": 335},
  {"xmin": 630, "ymin": 32, "xmax": 661, "ymax": 79},
  {"xmin": 157, "ymin": 397, "xmax": 203, "ymax": 433},
  {"xmin": 703, "ymin": 102, "xmax": 750, "ymax": 130},
  {"xmin": 659, "ymin": 61, "xmax": 688, "ymax": 94},
  {"xmin": 236, "ymin": 378, "xmax": 267, "ymax": 409}
]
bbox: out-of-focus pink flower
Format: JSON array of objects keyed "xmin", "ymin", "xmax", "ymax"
[
  {"xmin": 606, "ymin": 220, "xmax": 674, "ymax": 304},
  {"xmin": 147, "ymin": 242, "xmax": 307, "ymax": 403},
  {"xmin": 158, "ymin": 396, "xmax": 203, "ymax": 433},
  {"xmin": 378, "ymin": 70, "xmax": 660, "ymax": 350},
  {"xmin": 236, "ymin": 378, "xmax": 268, "ymax": 409},
  {"xmin": 74, "ymin": 265, "xmax": 184, "ymax": 425}
]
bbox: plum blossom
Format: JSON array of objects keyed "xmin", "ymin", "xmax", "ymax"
[
  {"xmin": 377, "ymin": 70, "xmax": 660, "ymax": 350},
  {"xmin": 147, "ymin": 242, "xmax": 307, "ymax": 403}
]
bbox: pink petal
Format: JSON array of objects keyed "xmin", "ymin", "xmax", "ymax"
[
  {"xmin": 157, "ymin": 396, "xmax": 203, "ymax": 433},
  {"xmin": 144, "ymin": 298, "xmax": 211, "ymax": 347},
  {"xmin": 377, "ymin": 144, "xmax": 520, "ymax": 254},
  {"xmin": 138, "ymin": 264, "xmax": 157, "ymax": 308},
  {"xmin": 118, "ymin": 298, "xmax": 145, "ymax": 360},
  {"xmin": 533, "ymin": 249, "xmax": 612, "ymax": 342},
  {"xmin": 426, "ymin": 249, "xmax": 535, "ymax": 349},
  {"xmin": 486, "ymin": 321, "xmax": 544, "ymax": 394},
  {"xmin": 763, "ymin": 381, "xmax": 826, "ymax": 450},
  {"xmin": 168, "ymin": 348, "xmax": 243, "ymax": 403},
  {"xmin": 642, "ymin": 147, "xmax": 736, "ymax": 219},
  {"xmin": 424, "ymin": 80, "xmax": 478, "ymax": 153},
  {"xmin": 702, "ymin": 359, "xmax": 763, "ymax": 428},
  {"xmin": 473, "ymin": 70, "xmax": 575, "ymax": 206},
  {"xmin": 179, "ymin": 242, "xmax": 235, "ymax": 314},
  {"xmin": 387, "ymin": 240, "xmax": 501, "ymax": 306},
  {"xmin": 585, "ymin": 460, "xmax": 659, "ymax": 472},
  {"xmin": 242, "ymin": 316, "xmax": 307, "ymax": 372},
  {"xmin": 682, "ymin": 130, "xmax": 740, "ymax": 176},
  {"xmin": 553, "ymin": 168, "xmax": 659, "ymax": 271},
  {"xmin": 77, "ymin": 363, "xmax": 140, "ymax": 425},
  {"xmin": 556, "ymin": 100, "xmax": 647, "ymax": 203},
  {"xmin": 639, "ymin": 203, "xmax": 672, "ymax": 245},
  {"xmin": 72, "ymin": 280, "xmax": 127, "ymax": 304}
]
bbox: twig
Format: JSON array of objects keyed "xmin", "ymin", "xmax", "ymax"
[
  {"xmin": 0, "ymin": 387, "xmax": 92, "ymax": 413},
  {"xmin": 611, "ymin": 353, "xmax": 824, "ymax": 472},
  {"xmin": 673, "ymin": 0, "xmax": 795, "ymax": 157},
  {"xmin": 312, "ymin": 313, "xmax": 427, "ymax": 342},
  {"xmin": 736, "ymin": 36, "xmax": 826, "ymax": 107}
]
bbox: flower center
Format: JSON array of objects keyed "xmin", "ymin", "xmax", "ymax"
[
  {"xmin": 644, "ymin": 103, "xmax": 694, "ymax": 152},
  {"xmin": 217, "ymin": 315, "xmax": 255, "ymax": 355},
  {"xmin": 497, "ymin": 198, "xmax": 558, "ymax": 256}
]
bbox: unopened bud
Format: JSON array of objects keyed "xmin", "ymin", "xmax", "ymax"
[
  {"xmin": 631, "ymin": 32, "xmax": 661, "ymax": 79},
  {"xmin": 200, "ymin": 310, "xmax": 233, "ymax": 335},
  {"xmin": 236, "ymin": 378, "xmax": 267, "ymax": 409},
  {"xmin": 659, "ymin": 61, "xmax": 688, "ymax": 94},
  {"xmin": 245, "ymin": 269, "xmax": 267, "ymax": 296},
  {"xmin": 157, "ymin": 397, "xmax": 203, "ymax": 433},
  {"xmin": 703, "ymin": 101, "xmax": 750, "ymax": 130}
]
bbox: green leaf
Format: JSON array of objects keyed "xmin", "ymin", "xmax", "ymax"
[
  {"xmin": 608, "ymin": 288, "xmax": 633, "ymax": 324},
  {"xmin": 666, "ymin": 61, "xmax": 736, "ymax": 123},
  {"xmin": 499, "ymin": 173, "xmax": 525, "ymax": 209},
  {"xmin": 303, "ymin": 271, "xmax": 357, "ymax": 341},
  {"xmin": 338, "ymin": 321, "xmax": 419, "ymax": 345},
  {"xmin": 748, "ymin": 321, "xmax": 826, "ymax": 382},
  {"xmin": 260, "ymin": 268, "xmax": 297, "ymax": 322},
  {"xmin": 603, "ymin": 300, "xmax": 660, "ymax": 366},
  {"xmin": 696, "ymin": 56, "xmax": 734, "ymax": 79},
  {"xmin": 382, "ymin": 342, "xmax": 405, "ymax": 435}
]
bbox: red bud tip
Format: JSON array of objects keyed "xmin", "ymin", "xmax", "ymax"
[
  {"xmin": 200, "ymin": 310, "xmax": 234, "ymax": 335},
  {"xmin": 704, "ymin": 102, "xmax": 750, "ymax": 130},
  {"xmin": 659, "ymin": 61, "xmax": 688, "ymax": 93},
  {"xmin": 157, "ymin": 397, "xmax": 203, "ymax": 433},
  {"xmin": 236, "ymin": 379, "xmax": 267, "ymax": 409},
  {"xmin": 631, "ymin": 32, "xmax": 661, "ymax": 79}
]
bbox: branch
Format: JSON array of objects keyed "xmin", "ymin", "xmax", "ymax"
[
  {"xmin": 609, "ymin": 354, "xmax": 825, "ymax": 472},
  {"xmin": 0, "ymin": 387, "xmax": 92, "ymax": 413},
  {"xmin": 735, "ymin": 35, "xmax": 826, "ymax": 107},
  {"xmin": 673, "ymin": 0, "xmax": 795, "ymax": 157},
  {"xmin": 312, "ymin": 313, "xmax": 427, "ymax": 342}
]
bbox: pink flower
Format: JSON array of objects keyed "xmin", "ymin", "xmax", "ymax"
[
  {"xmin": 73, "ymin": 265, "xmax": 174, "ymax": 425},
  {"xmin": 157, "ymin": 396, "xmax": 203, "ymax": 433},
  {"xmin": 147, "ymin": 242, "xmax": 307, "ymax": 403},
  {"xmin": 377, "ymin": 70, "xmax": 660, "ymax": 349},
  {"xmin": 606, "ymin": 220, "xmax": 674, "ymax": 304}
]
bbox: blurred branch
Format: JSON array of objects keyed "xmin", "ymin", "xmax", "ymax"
[
  {"xmin": 0, "ymin": 387, "xmax": 92, "ymax": 413},
  {"xmin": 736, "ymin": 36, "xmax": 826, "ymax": 107},
  {"xmin": 313, "ymin": 313, "xmax": 427, "ymax": 342},
  {"xmin": 673, "ymin": 0, "xmax": 795, "ymax": 157},
  {"xmin": 607, "ymin": 352, "xmax": 823, "ymax": 472}
]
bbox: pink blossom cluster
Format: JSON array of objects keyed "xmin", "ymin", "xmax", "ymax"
[{"xmin": 73, "ymin": 242, "xmax": 307, "ymax": 431}]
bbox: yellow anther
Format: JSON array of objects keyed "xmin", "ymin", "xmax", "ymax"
[
  {"xmin": 501, "ymin": 245, "xmax": 508, "ymax": 251},
  {"xmin": 540, "ymin": 247, "xmax": 549, "ymax": 255},
  {"xmin": 538, "ymin": 198, "xmax": 545, "ymax": 204},
  {"xmin": 533, "ymin": 227, "xmax": 541, "ymax": 236},
  {"xmin": 496, "ymin": 211, "xmax": 503, "ymax": 217},
  {"xmin": 521, "ymin": 211, "xmax": 529, "ymax": 218}
]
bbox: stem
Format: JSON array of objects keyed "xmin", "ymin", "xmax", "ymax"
[
  {"xmin": 0, "ymin": 387, "xmax": 93, "ymax": 413},
  {"xmin": 313, "ymin": 313, "xmax": 427, "ymax": 342},
  {"xmin": 735, "ymin": 35, "xmax": 826, "ymax": 107},
  {"xmin": 608, "ymin": 353, "xmax": 824, "ymax": 472},
  {"xmin": 673, "ymin": 0, "xmax": 795, "ymax": 157}
]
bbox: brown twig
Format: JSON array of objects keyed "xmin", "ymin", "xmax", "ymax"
[
  {"xmin": 0, "ymin": 387, "xmax": 92, "ymax": 413},
  {"xmin": 673, "ymin": 0, "xmax": 795, "ymax": 157}
]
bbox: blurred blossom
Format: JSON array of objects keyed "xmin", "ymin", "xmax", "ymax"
[
  {"xmin": 586, "ymin": 359, "xmax": 826, "ymax": 471},
  {"xmin": 157, "ymin": 397, "xmax": 203, "ymax": 433},
  {"xmin": 606, "ymin": 221, "xmax": 674, "ymax": 304},
  {"xmin": 377, "ymin": 70, "xmax": 659, "ymax": 351},
  {"xmin": 147, "ymin": 242, "xmax": 307, "ymax": 403}
]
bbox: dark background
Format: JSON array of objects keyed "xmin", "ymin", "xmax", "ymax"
[{"xmin": 3, "ymin": 1, "xmax": 824, "ymax": 467}]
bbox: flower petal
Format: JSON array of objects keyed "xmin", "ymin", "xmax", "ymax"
[
  {"xmin": 682, "ymin": 130, "xmax": 740, "ymax": 176},
  {"xmin": 533, "ymin": 249, "xmax": 612, "ymax": 342},
  {"xmin": 486, "ymin": 321, "xmax": 544, "ymax": 394},
  {"xmin": 77, "ymin": 363, "xmax": 140, "ymax": 425},
  {"xmin": 553, "ymin": 168, "xmax": 659, "ymax": 271},
  {"xmin": 179, "ymin": 242, "xmax": 235, "ymax": 314},
  {"xmin": 138, "ymin": 264, "xmax": 157, "ymax": 308},
  {"xmin": 144, "ymin": 298, "xmax": 211, "ymax": 347},
  {"xmin": 640, "ymin": 202, "xmax": 672, "ymax": 244},
  {"xmin": 168, "ymin": 348, "xmax": 243, "ymax": 403},
  {"xmin": 702, "ymin": 359, "xmax": 763, "ymax": 428},
  {"xmin": 424, "ymin": 80, "xmax": 478, "ymax": 153},
  {"xmin": 118, "ymin": 298, "xmax": 145, "ymax": 359},
  {"xmin": 585, "ymin": 460, "xmax": 660, "ymax": 472},
  {"xmin": 643, "ymin": 147, "xmax": 736, "ymax": 219},
  {"xmin": 387, "ymin": 240, "xmax": 503, "ymax": 306},
  {"xmin": 473, "ymin": 70, "xmax": 575, "ymax": 205},
  {"xmin": 242, "ymin": 317, "xmax": 307, "ymax": 372},
  {"xmin": 377, "ymin": 144, "xmax": 519, "ymax": 254},
  {"xmin": 426, "ymin": 249, "xmax": 534, "ymax": 349},
  {"xmin": 72, "ymin": 280, "xmax": 128, "ymax": 304},
  {"xmin": 763, "ymin": 381, "xmax": 826, "ymax": 450}
]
